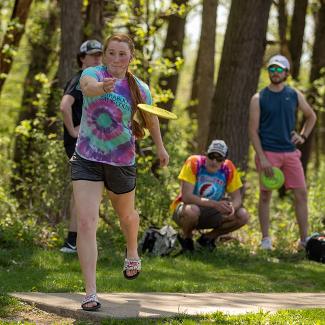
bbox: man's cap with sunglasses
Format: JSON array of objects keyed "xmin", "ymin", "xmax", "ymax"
[
  {"xmin": 207, "ymin": 140, "xmax": 228, "ymax": 158},
  {"xmin": 267, "ymin": 54, "xmax": 290, "ymax": 70},
  {"xmin": 79, "ymin": 40, "xmax": 103, "ymax": 55}
]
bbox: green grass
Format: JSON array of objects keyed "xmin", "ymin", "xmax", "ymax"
[
  {"xmin": 1, "ymin": 233, "xmax": 324, "ymax": 323},
  {"xmin": 100, "ymin": 309, "xmax": 325, "ymax": 324},
  {"xmin": 0, "ymin": 240, "xmax": 324, "ymax": 294}
]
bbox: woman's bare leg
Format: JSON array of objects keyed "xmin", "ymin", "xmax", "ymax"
[
  {"xmin": 109, "ymin": 189, "xmax": 139, "ymax": 277},
  {"xmin": 73, "ymin": 180, "xmax": 103, "ymax": 306}
]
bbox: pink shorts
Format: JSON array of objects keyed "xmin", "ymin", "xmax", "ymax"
[{"xmin": 255, "ymin": 150, "xmax": 306, "ymax": 191}]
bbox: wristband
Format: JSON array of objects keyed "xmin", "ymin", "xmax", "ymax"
[{"xmin": 300, "ymin": 134, "xmax": 307, "ymax": 141}]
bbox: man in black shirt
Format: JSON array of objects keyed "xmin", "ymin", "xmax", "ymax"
[{"xmin": 60, "ymin": 40, "xmax": 103, "ymax": 253}]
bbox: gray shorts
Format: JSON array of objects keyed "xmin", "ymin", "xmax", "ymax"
[
  {"xmin": 70, "ymin": 153, "xmax": 136, "ymax": 194},
  {"xmin": 172, "ymin": 203, "xmax": 223, "ymax": 229}
]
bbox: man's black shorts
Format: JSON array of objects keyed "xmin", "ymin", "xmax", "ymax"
[
  {"xmin": 70, "ymin": 152, "xmax": 136, "ymax": 194},
  {"xmin": 197, "ymin": 206, "xmax": 224, "ymax": 229},
  {"xmin": 172, "ymin": 203, "xmax": 224, "ymax": 229}
]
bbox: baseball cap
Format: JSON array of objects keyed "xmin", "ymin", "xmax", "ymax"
[
  {"xmin": 267, "ymin": 54, "xmax": 290, "ymax": 70},
  {"xmin": 207, "ymin": 140, "xmax": 228, "ymax": 158},
  {"xmin": 79, "ymin": 40, "xmax": 103, "ymax": 55}
]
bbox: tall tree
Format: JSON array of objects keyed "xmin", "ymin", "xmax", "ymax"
[
  {"xmin": 300, "ymin": 0, "xmax": 325, "ymax": 172},
  {"xmin": 194, "ymin": 0, "xmax": 218, "ymax": 152},
  {"xmin": 57, "ymin": 0, "xmax": 83, "ymax": 88},
  {"xmin": 84, "ymin": 0, "xmax": 104, "ymax": 41},
  {"xmin": 288, "ymin": 0, "xmax": 308, "ymax": 80},
  {"xmin": 156, "ymin": 0, "xmax": 190, "ymax": 128},
  {"xmin": 188, "ymin": 48, "xmax": 200, "ymax": 119},
  {"xmin": 44, "ymin": 0, "xmax": 83, "ymax": 139},
  {"xmin": 277, "ymin": 0, "xmax": 291, "ymax": 59},
  {"xmin": 208, "ymin": 0, "xmax": 272, "ymax": 170},
  {"xmin": 127, "ymin": 0, "xmax": 142, "ymax": 49},
  {"xmin": 0, "ymin": 0, "xmax": 33, "ymax": 94}
]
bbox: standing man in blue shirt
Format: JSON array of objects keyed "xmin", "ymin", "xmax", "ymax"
[
  {"xmin": 60, "ymin": 40, "xmax": 103, "ymax": 253},
  {"xmin": 249, "ymin": 54, "xmax": 316, "ymax": 250}
]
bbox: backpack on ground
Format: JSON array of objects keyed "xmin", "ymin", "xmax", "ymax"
[
  {"xmin": 138, "ymin": 225, "xmax": 177, "ymax": 256},
  {"xmin": 305, "ymin": 233, "xmax": 325, "ymax": 263}
]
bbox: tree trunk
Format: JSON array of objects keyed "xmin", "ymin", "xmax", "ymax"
[
  {"xmin": 322, "ymin": 92, "xmax": 325, "ymax": 155},
  {"xmin": 156, "ymin": 0, "xmax": 190, "ymax": 130},
  {"xmin": 277, "ymin": 0, "xmax": 291, "ymax": 59},
  {"xmin": 288, "ymin": 0, "xmax": 308, "ymax": 80},
  {"xmin": 58, "ymin": 0, "xmax": 83, "ymax": 88},
  {"xmin": 208, "ymin": 0, "xmax": 272, "ymax": 171},
  {"xmin": 84, "ymin": 0, "xmax": 104, "ymax": 41},
  {"xmin": 196, "ymin": 0, "xmax": 218, "ymax": 152},
  {"xmin": 309, "ymin": 1, "xmax": 325, "ymax": 83},
  {"xmin": 188, "ymin": 47, "xmax": 200, "ymax": 119},
  {"xmin": 300, "ymin": 0, "xmax": 325, "ymax": 173},
  {"xmin": 0, "ymin": 0, "xmax": 33, "ymax": 94},
  {"xmin": 127, "ymin": 0, "xmax": 142, "ymax": 44}
]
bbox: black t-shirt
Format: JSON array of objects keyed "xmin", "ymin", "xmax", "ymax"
[{"xmin": 63, "ymin": 70, "xmax": 83, "ymax": 147}]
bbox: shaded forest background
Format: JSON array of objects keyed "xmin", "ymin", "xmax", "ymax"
[{"xmin": 0, "ymin": 0, "xmax": 324, "ymax": 249}]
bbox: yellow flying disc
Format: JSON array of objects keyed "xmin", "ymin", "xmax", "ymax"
[
  {"xmin": 137, "ymin": 104, "xmax": 178, "ymax": 120},
  {"xmin": 261, "ymin": 167, "xmax": 285, "ymax": 190}
]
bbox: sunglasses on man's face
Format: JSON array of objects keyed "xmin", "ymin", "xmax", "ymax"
[
  {"xmin": 207, "ymin": 153, "xmax": 224, "ymax": 162},
  {"xmin": 268, "ymin": 66, "xmax": 285, "ymax": 73}
]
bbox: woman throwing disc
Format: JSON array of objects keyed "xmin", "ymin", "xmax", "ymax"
[{"xmin": 71, "ymin": 33, "xmax": 169, "ymax": 311}]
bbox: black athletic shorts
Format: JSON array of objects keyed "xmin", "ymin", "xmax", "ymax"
[
  {"xmin": 172, "ymin": 203, "xmax": 224, "ymax": 229},
  {"xmin": 197, "ymin": 206, "xmax": 223, "ymax": 229},
  {"xmin": 70, "ymin": 152, "xmax": 136, "ymax": 194}
]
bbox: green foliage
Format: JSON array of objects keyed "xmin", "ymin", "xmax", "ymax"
[
  {"xmin": 311, "ymin": 68, "xmax": 325, "ymax": 114},
  {"xmin": 0, "ymin": 294, "xmax": 25, "ymax": 318},
  {"xmin": 0, "ymin": 18, "xmax": 23, "ymax": 78},
  {"xmin": 12, "ymin": 72, "xmax": 68, "ymax": 220},
  {"xmin": 0, "ymin": 70, "xmax": 67, "ymax": 248},
  {"xmin": 0, "ymin": 216, "xmax": 61, "ymax": 249},
  {"xmin": 308, "ymin": 161, "xmax": 325, "ymax": 230},
  {"xmin": 0, "ymin": 135, "xmax": 16, "ymax": 201}
]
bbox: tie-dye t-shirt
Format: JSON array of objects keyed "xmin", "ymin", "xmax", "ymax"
[
  {"xmin": 75, "ymin": 65, "xmax": 152, "ymax": 166},
  {"xmin": 170, "ymin": 155, "xmax": 242, "ymax": 212}
]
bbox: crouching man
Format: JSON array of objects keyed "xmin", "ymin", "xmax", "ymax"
[{"xmin": 170, "ymin": 139, "xmax": 249, "ymax": 252}]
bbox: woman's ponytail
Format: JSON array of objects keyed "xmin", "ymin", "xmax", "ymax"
[{"xmin": 126, "ymin": 71, "xmax": 153, "ymax": 139}]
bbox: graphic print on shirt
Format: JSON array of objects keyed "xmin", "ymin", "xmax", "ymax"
[{"xmin": 194, "ymin": 168, "xmax": 227, "ymax": 202}]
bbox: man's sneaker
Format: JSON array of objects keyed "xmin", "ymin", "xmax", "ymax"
[
  {"xmin": 197, "ymin": 234, "xmax": 216, "ymax": 251},
  {"xmin": 60, "ymin": 242, "xmax": 77, "ymax": 253},
  {"xmin": 260, "ymin": 237, "xmax": 273, "ymax": 250},
  {"xmin": 297, "ymin": 236, "xmax": 311, "ymax": 251},
  {"xmin": 177, "ymin": 234, "xmax": 194, "ymax": 252}
]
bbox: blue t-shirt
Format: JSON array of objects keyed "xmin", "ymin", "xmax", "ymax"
[
  {"xmin": 75, "ymin": 65, "xmax": 152, "ymax": 166},
  {"xmin": 259, "ymin": 86, "xmax": 298, "ymax": 152}
]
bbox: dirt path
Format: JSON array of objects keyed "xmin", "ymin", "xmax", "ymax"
[{"xmin": 1, "ymin": 301, "xmax": 78, "ymax": 325}]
